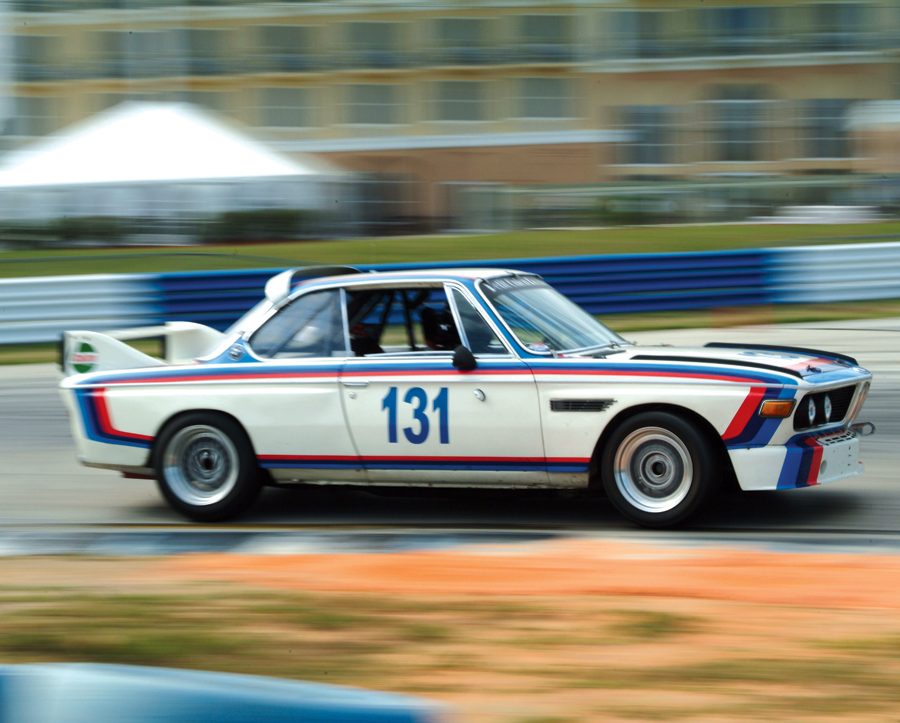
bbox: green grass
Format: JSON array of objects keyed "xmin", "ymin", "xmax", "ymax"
[
  {"xmin": 4, "ymin": 585, "xmax": 900, "ymax": 720},
  {"xmin": 0, "ymin": 590, "xmax": 450, "ymax": 683},
  {"xmin": 573, "ymin": 657, "xmax": 900, "ymax": 717},
  {"xmin": 3, "ymin": 222, "xmax": 900, "ymax": 279},
  {"xmin": 605, "ymin": 609, "xmax": 700, "ymax": 641}
]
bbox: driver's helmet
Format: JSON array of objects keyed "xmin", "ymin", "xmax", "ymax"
[{"xmin": 420, "ymin": 305, "xmax": 460, "ymax": 350}]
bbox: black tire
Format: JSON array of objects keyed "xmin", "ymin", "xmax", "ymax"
[
  {"xmin": 600, "ymin": 411, "xmax": 719, "ymax": 528},
  {"xmin": 153, "ymin": 412, "xmax": 262, "ymax": 522}
]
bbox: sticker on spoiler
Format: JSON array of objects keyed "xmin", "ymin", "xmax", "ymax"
[{"xmin": 70, "ymin": 341, "xmax": 98, "ymax": 374}]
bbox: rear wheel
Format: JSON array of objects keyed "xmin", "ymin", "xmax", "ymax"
[
  {"xmin": 153, "ymin": 413, "xmax": 261, "ymax": 522},
  {"xmin": 601, "ymin": 412, "xmax": 719, "ymax": 528}
]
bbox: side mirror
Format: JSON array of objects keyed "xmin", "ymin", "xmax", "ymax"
[{"xmin": 452, "ymin": 345, "xmax": 477, "ymax": 371}]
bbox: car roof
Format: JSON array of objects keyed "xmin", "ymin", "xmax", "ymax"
[{"xmin": 297, "ymin": 267, "xmax": 526, "ymax": 288}]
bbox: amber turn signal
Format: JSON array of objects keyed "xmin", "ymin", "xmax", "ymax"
[{"xmin": 759, "ymin": 399, "xmax": 796, "ymax": 418}]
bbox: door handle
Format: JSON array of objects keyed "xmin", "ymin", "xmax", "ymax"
[{"xmin": 341, "ymin": 380, "xmax": 370, "ymax": 388}]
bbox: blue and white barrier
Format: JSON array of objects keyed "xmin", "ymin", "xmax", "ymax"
[
  {"xmin": 770, "ymin": 241, "xmax": 900, "ymax": 303},
  {"xmin": 2, "ymin": 241, "xmax": 900, "ymax": 345},
  {"xmin": 0, "ymin": 663, "xmax": 444, "ymax": 722},
  {"xmin": 0, "ymin": 273, "xmax": 161, "ymax": 345}
]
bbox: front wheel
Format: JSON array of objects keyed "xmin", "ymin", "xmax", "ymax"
[
  {"xmin": 153, "ymin": 413, "xmax": 261, "ymax": 522},
  {"xmin": 600, "ymin": 412, "xmax": 719, "ymax": 528}
]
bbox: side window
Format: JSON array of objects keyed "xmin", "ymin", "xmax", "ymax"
[
  {"xmin": 249, "ymin": 290, "xmax": 346, "ymax": 359},
  {"xmin": 449, "ymin": 287, "xmax": 506, "ymax": 355},
  {"xmin": 346, "ymin": 286, "xmax": 462, "ymax": 356},
  {"xmin": 347, "ymin": 289, "xmax": 414, "ymax": 355}
]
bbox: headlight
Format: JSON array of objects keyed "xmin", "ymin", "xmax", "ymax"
[
  {"xmin": 807, "ymin": 397, "xmax": 817, "ymax": 426},
  {"xmin": 823, "ymin": 395, "xmax": 833, "ymax": 422}
]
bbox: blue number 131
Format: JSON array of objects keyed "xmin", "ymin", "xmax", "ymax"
[{"xmin": 382, "ymin": 386, "xmax": 449, "ymax": 445}]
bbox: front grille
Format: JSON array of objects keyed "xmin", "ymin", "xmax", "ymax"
[{"xmin": 793, "ymin": 385, "xmax": 856, "ymax": 430}]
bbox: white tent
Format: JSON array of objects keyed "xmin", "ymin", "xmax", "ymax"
[{"xmin": 0, "ymin": 102, "xmax": 346, "ymax": 232}]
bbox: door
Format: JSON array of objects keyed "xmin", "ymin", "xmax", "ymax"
[{"xmin": 339, "ymin": 282, "xmax": 548, "ymax": 486}]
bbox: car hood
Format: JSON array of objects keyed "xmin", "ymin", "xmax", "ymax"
[{"xmin": 577, "ymin": 343, "xmax": 867, "ymax": 384}]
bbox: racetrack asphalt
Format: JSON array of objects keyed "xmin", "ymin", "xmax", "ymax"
[{"xmin": 2, "ymin": 318, "xmax": 899, "ymax": 554}]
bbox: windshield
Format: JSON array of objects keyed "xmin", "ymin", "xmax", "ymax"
[{"xmin": 480, "ymin": 275, "xmax": 626, "ymax": 354}]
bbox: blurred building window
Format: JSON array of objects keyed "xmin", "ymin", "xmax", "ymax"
[
  {"xmin": 345, "ymin": 22, "xmax": 402, "ymax": 68},
  {"xmin": 91, "ymin": 29, "xmax": 184, "ymax": 80},
  {"xmin": 91, "ymin": 31, "xmax": 125, "ymax": 78},
  {"xmin": 609, "ymin": 10, "xmax": 665, "ymax": 59},
  {"xmin": 517, "ymin": 14, "xmax": 574, "ymax": 62},
  {"xmin": 11, "ymin": 1, "xmax": 51, "ymax": 10},
  {"xmin": 435, "ymin": 81, "xmax": 486, "ymax": 122},
  {"xmin": 434, "ymin": 17, "xmax": 491, "ymax": 65},
  {"xmin": 347, "ymin": 84, "xmax": 402, "ymax": 125},
  {"xmin": 124, "ymin": 31, "xmax": 157, "ymax": 78},
  {"xmin": 257, "ymin": 25, "xmax": 315, "ymax": 72},
  {"xmin": 706, "ymin": 86, "xmax": 773, "ymax": 162},
  {"xmin": 260, "ymin": 88, "xmax": 312, "ymax": 128},
  {"xmin": 812, "ymin": 2, "xmax": 867, "ymax": 51},
  {"xmin": 803, "ymin": 99, "xmax": 852, "ymax": 158},
  {"xmin": 8, "ymin": 96, "xmax": 59, "ymax": 137},
  {"xmin": 518, "ymin": 77, "xmax": 573, "ymax": 119},
  {"xmin": 619, "ymin": 106, "xmax": 673, "ymax": 165},
  {"xmin": 704, "ymin": 6, "xmax": 777, "ymax": 55},
  {"xmin": 186, "ymin": 28, "xmax": 230, "ymax": 75},
  {"xmin": 127, "ymin": 30, "xmax": 182, "ymax": 78},
  {"xmin": 13, "ymin": 35, "xmax": 59, "ymax": 81}
]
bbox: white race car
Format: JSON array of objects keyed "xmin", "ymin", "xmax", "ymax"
[{"xmin": 60, "ymin": 266, "xmax": 874, "ymax": 527}]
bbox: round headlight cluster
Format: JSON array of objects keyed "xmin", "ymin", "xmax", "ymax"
[{"xmin": 805, "ymin": 394, "xmax": 834, "ymax": 427}]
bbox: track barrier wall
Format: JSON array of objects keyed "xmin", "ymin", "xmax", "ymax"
[{"xmin": 2, "ymin": 242, "xmax": 900, "ymax": 345}]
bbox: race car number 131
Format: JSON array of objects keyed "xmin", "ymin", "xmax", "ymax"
[{"xmin": 382, "ymin": 386, "xmax": 450, "ymax": 445}]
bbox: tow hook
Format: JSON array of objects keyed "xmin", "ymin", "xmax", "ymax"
[{"xmin": 851, "ymin": 422, "xmax": 876, "ymax": 436}]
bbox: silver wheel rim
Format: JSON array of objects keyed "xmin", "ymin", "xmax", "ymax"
[
  {"xmin": 613, "ymin": 426, "xmax": 693, "ymax": 514},
  {"xmin": 162, "ymin": 425, "xmax": 239, "ymax": 507}
]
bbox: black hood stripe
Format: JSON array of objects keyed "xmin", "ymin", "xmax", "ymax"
[{"xmin": 630, "ymin": 354, "xmax": 803, "ymax": 379}]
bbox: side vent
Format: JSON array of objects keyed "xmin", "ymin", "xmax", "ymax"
[{"xmin": 550, "ymin": 399, "xmax": 615, "ymax": 413}]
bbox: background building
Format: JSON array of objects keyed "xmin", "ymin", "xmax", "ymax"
[{"xmin": 4, "ymin": 0, "xmax": 900, "ymax": 234}]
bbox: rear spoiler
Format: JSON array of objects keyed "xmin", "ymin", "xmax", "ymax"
[{"xmin": 60, "ymin": 322, "xmax": 225, "ymax": 377}]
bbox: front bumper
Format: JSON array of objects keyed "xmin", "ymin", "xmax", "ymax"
[{"xmin": 729, "ymin": 427, "xmax": 864, "ymax": 492}]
